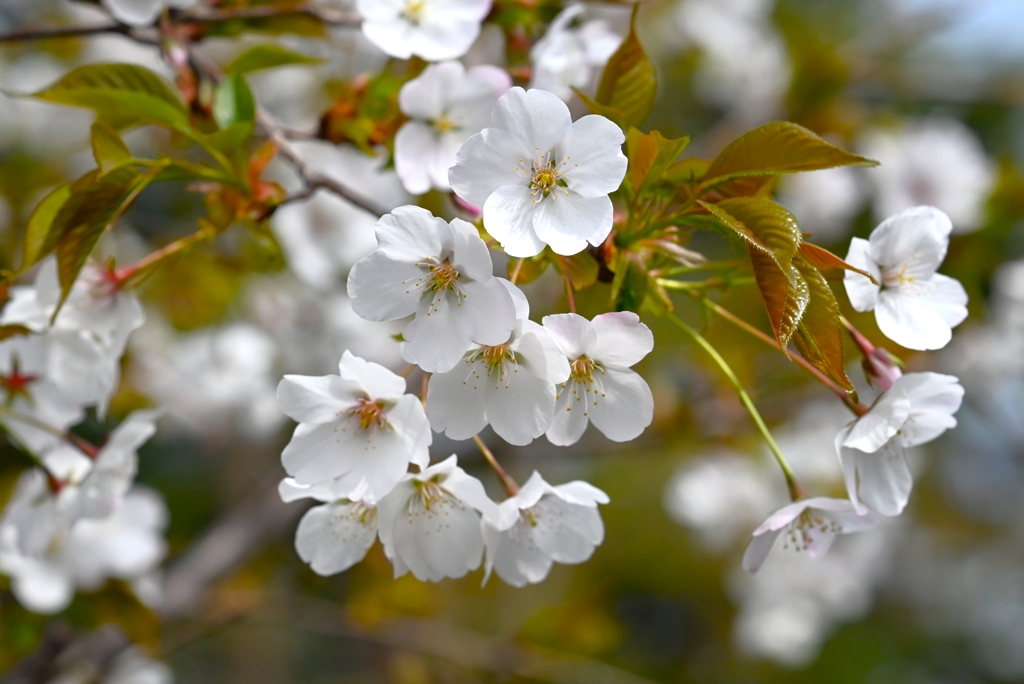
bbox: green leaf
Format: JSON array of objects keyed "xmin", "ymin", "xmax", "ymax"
[
  {"xmin": 627, "ymin": 128, "xmax": 690, "ymax": 194},
  {"xmin": 225, "ymin": 45, "xmax": 322, "ymax": 75},
  {"xmin": 146, "ymin": 159, "xmax": 245, "ymax": 188},
  {"xmin": 508, "ymin": 255, "xmax": 549, "ymax": 285},
  {"xmin": 792, "ymin": 255, "xmax": 855, "ymax": 391},
  {"xmin": 551, "ymin": 251, "xmax": 599, "ymax": 290},
  {"xmin": 193, "ymin": 122, "xmax": 255, "ymax": 180},
  {"xmin": 615, "ymin": 258, "xmax": 649, "ymax": 313},
  {"xmin": 213, "ymin": 74, "xmax": 256, "ymax": 130},
  {"xmin": 702, "ymin": 121, "xmax": 878, "ymax": 189},
  {"xmin": 31, "ymin": 63, "xmax": 188, "ymax": 131},
  {"xmin": 21, "ymin": 182, "xmax": 73, "ymax": 270},
  {"xmin": 91, "ymin": 122, "xmax": 131, "ymax": 174},
  {"xmin": 572, "ymin": 88, "xmax": 627, "ymax": 129},
  {"xmin": 594, "ymin": 4, "xmax": 657, "ymax": 128}
]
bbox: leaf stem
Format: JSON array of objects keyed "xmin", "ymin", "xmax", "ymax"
[
  {"xmin": 665, "ymin": 313, "xmax": 804, "ymax": 500},
  {"xmin": 563, "ymin": 276, "xmax": 577, "ymax": 313},
  {"xmin": 0, "ymin": 406, "xmax": 99, "ymax": 458},
  {"xmin": 472, "ymin": 435, "xmax": 519, "ymax": 497},
  {"xmin": 117, "ymin": 224, "xmax": 215, "ymax": 286}
]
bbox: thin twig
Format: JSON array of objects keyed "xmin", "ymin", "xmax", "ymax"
[
  {"xmin": 472, "ymin": 435, "xmax": 519, "ymax": 496},
  {"xmin": 563, "ymin": 276, "xmax": 576, "ymax": 313},
  {"xmin": 665, "ymin": 313, "xmax": 805, "ymax": 501},
  {"xmin": 0, "ymin": 23, "xmax": 132, "ymax": 43}
]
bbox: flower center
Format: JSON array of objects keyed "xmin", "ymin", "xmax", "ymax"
[
  {"xmin": 427, "ymin": 262, "xmax": 460, "ymax": 292},
  {"xmin": 1, "ymin": 357, "xmax": 37, "ymax": 401},
  {"xmin": 781, "ymin": 509, "xmax": 840, "ymax": 552},
  {"xmin": 433, "ymin": 114, "xmax": 457, "ymax": 134},
  {"xmin": 569, "ymin": 357, "xmax": 596, "ymax": 382},
  {"xmin": 558, "ymin": 356, "xmax": 607, "ymax": 417},
  {"xmin": 411, "ymin": 477, "xmax": 460, "ymax": 513},
  {"xmin": 516, "ymin": 148, "xmax": 574, "ymax": 202},
  {"xmin": 401, "ymin": 0, "xmax": 426, "ymax": 24},
  {"xmin": 347, "ymin": 397, "xmax": 389, "ymax": 432}
]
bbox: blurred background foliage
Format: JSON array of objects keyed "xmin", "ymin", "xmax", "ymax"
[{"xmin": 3, "ymin": 0, "xmax": 1024, "ymax": 682}]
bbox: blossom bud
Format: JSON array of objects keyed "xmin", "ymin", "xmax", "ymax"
[{"xmin": 862, "ymin": 347, "xmax": 903, "ymax": 391}]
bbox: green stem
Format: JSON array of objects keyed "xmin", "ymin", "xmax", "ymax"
[{"xmin": 665, "ymin": 313, "xmax": 804, "ymax": 500}]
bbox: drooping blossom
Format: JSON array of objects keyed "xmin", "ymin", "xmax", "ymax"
[
  {"xmin": 529, "ymin": 5, "xmax": 623, "ymax": 102},
  {"xmin": 396, "ymin": 61, "xmax": 511, "ymax": 195},
  {"xmin": 426, "ymin": 281, "xmax": 570, "ymax": 445},
  {"xmin": 278, "ymin": 351, "xmax": 431, "ymax": 501},
  {"xmin": 541, "ymin": 312, "xmax": 654, "ymax": 446},
  {"xmin": 742, "ymin": 497, "xmax": 884, "ymax": 573},
  {"xmin": 347, "ymin": 206, "xmax": 516, "ymax": 373},
  {"xmin": 482, "ymin": 472, "xmax": 608, "ymax": 587},
  {"xmin": 859, "ymin": 118, "xmax": 995, "ymax": 234},
  {"xmin": 835, "ymin": 372, "xmax": 964, "ymax": 517},
  {"xmin": 377, "ymin": 455, "xmax": 497, "ymax": 582},
  {"xmin": 279, "ymin": 478, "xmax": 378, "ymax": 576},
  {"xmin": 102, "ymin": 0, "xmax": 197, "ymax": 27},
  {"xmin": 0, "ymin": 486, "xmax": 168, "ymax": 614},
  {"xmin": 356, "ymin": 0, "xmax": 492, "ymax": 61},
  {"xmin": 449, "ymin": 87, "xmax": 627, "ymax": 257},
  {"xmin": 844, "ymin": 206, "xmax": 968, "ymax": 351}
]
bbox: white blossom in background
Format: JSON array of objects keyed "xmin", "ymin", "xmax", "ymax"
[
  {"xmin": 377, "ymin": 455, "xmax": 497, "ymax": 582},
  {"xmin": 426, "ymin": 281, "xmax": 570, "ymax": 445},
  {"xmin": 101, "ymin": 0, "xmax": 197, "ymax": 27},
  {"xmin": 449, "ymin": 87, "xmax": 627, "ymax": 257},
  {"xmin": 104, "ymin": 647, "xmax": 175, "ymax": 684},
  {"xmin": 278, "ymin": 351, "xmax": 431, "ymax": 501},
  {"xmin": 845, "ymin": 206, "xmax": 968, "ymax": 350},
  {"xmin": 542, "ymin": 312, "xmax": 654, "ymax": 446},
  {"xmin": 347, "ymin": 206, "xmax": 516, "ymax": 373},
  {"xmin": 859, "ymin": 118, "xmax": 995, "ymax": 234},
  {"xmin": 482, "ymin": 472, "xmax": 608, "ymax": 587},
  {"xmin": 777, "ymin": 166, "xmax": 864, "ymax": 243},
  {"xmin": 836, "ymin": 372, "xmax": 964, "ymax": 517},
  {"xmin": 0, "ymin": 335, "xmax": 82, "ymax": 453},
  {"xmin": 279, "ymin": 478, "xmax": 378, "ymax": 576},
  {"xmin": 0, "ymin": 487, "xmax": 168, "ymax": 615},
  {"xmin": 742, "ymin": 497, "xmax": 884, "ymax": 573},
  {"xmin": 529, "ymin": 4, "xmax": 623, "ymax": 102},
  {"xmin": 356, "ymin": 0, "xmax": 492, "ymax": 61},
  {"xmin": 396, "ymin": 61, "xmax": 511, "ymax": 194}
]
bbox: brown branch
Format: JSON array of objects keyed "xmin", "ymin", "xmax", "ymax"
[{"xmin": 0, "ymin": 23, "xmax": 132, "ymax": 43}]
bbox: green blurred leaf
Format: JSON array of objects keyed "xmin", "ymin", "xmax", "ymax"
[
  {"xmin": 21, "ymin": 182, "xmax": 73, "ymax": 270},
  {"xmin": 792, "ymin": 255, "xmax": 855, "ymax": 391},
  {"xmin": 194, "ymin": 123, "xmax": 255, "ymax": 180},
  {"xmin": 90, "ymin": 122, "xmax": 131, "ymax": 174},
  {"xmin": 573, "ymin": 88, "xmax": 627, "ymax": 129},
  {"xmin": 30, "ymin": 63, "xmax": 188, "ymax": 131},
  {"xmin": 627, "ymin": 128, "xmax": 690, "ymax": 194},
  {"xmin": 213, "ymin": 73, "xmax": 256, "ymax": 130},
  {"xmin": 508, "ymin": 255, "xmax": 549, "ymax": 285},
  {"xmin": 594, "ymin": 5, "xmax": 657, "ymax": 128},
  {"xmin": 701, "ymin": 121, "xmax": 877, "ymax": 189},
  {"xmin": 552, "ymin": 251, "xmax": 599, "ymax": 290},
  {"xmin": 225, "ymin": 44, "xmax": 322, "ymax": 75},
  {"xmin": 615, "ymin": 258, "xmax": 649, "ymax": 313}
]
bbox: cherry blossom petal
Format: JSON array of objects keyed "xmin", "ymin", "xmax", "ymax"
[
  {"xmin": 842, "ymin": 390, "xmax": 911, "ymax": 453},
  {"xmin": 277, "ymin": 374, "xmax": 359, "ymax": 424},
  {"xmin": 485, "ymin": 355, "xmax": 557, "ymax": 445},
  {"xmin": 838, "ymin": 436, "xmax": 912, "ymax": 517},
  {"xmin": 395, "ymin": 122, "xmax": 438, "ymax": 195},
  {"xmin": 375, "ymin": 205, "xmax": 452, "ymax": 262},
  {"xmin": 541, "ymin": 313, "xmax": 598, "ymax": 360},
  {"xmin": 587, "ymin": 366, "xmax": 654, "ymax": 442},
  {"xmin": 481, "ymin": 184, "xmax": 548, "ymax": 257},
  {"xmin": 843, "ymin": 237, "xmax": 882, "ymax": 312},
  {"xmin": 588, "ymin": 312, "xmax": 654, "ymax": 368},
  {"xmin": 10, "ymin": 560, "xmax": 74, "ymax": 614},
  {"xmin": 450, "ymin": 128, "xmax": 531, "ymax": 206},
  {"xmin": 875, "ymin": 288, "xmax": 955, "ymax": 350},
  {"xmin": 402, "ymin": 293, "xmax": 476, "ymax": 372},
  {"xmin": 741, "ymin": 528, "xmax": 784, "ymax": 573},
  {"xmin": 521, "ymin": 320, "xmax": 571, "ymax": 383},
  {"xmin": 894, "ymin": 372, "xmax": 964, "ymax": 447},
  {"xmin": 559, "ymin": 115, "xmax": 627, "ymax": 197},
  {"xmin": 532, "ymin": 192, "xmax": 613, "ymax": 256},
  {"xmin": 450, "ymin": 217, "xmax": 496, "ymax": 283},
  {"xmin": 338, "ymin": 350, "xmax": 408, "ymax": 399},
  {"xmin": 425, "ymin": 359, "xmax": 489, "ymax": 440},
  {"xmin": 868, "ymin": 205, "xmax": 951, "ymax": 277},
  {"xmin": 531, "ymin": 495, "xmax": 605, "ymax": 563},
  {"xmin": 347, "ymin": 251, "xmax": 426, "ymax": 322},
  {"xmin": 482, "ymin": 521, "xmax": 553, "ymax": 587},
  {"xmin": 460, "ymin": 278, "xmax": 517, "ymax": 346},
  {"xmin": 295, "ymin": 502, "xmax": 377, "ymax": 576},
  {"xmin": 491, "ymin": 87, "xmax": 571, "ymax": 155},
  {"xmin": 546, "ymin": 383, "xmax": 591, "ymax": 446}
]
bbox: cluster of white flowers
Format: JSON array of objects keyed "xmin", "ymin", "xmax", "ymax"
[{"xmin": 0, "ymin": 258, "xmax": 168, "ymax": 614}]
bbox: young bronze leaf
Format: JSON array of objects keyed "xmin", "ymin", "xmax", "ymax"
[
  {"xmin": 21, "ymin": 182, "xmax": 73, "ymax": 271},
  {"xmin": 31, "ymin": 63, "xmax": 189, "ymax": 131},
  {"xmin": 715, "ymin": 197, "xmax": 803, "ymax": 267},
  {"xmin": 749, "ymin": 246, "xmax": 809, "ymax": 349},
  {"xmin": 594, "ymin": 5, "xmax": 657, "ymax": 128},
  {"xmin": 798, "ymin": 242, "xmax": 877, "ymax": 283},
  {"xmin": 792, "ymin": 256, "xmax": 855, "ymax": 391},
  {"xmin": 627, "ymin": 128, "xmax": 690, "ymax": 193},
  {"xmin": 91, "ymin": 122, "xmax": 131, "ymax": 174},
  {"xmin": 702, "ymin": 121, "xmax": 877, "ymax": 188},
  {"xmin": 552, "ymin": 251, "xmax": 599, "ymax": 290}
]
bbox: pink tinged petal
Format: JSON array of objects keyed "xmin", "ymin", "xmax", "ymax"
[
  {"xmin": 295, "ymin": 501, "xmax": 378, "ymax": 576},
  {"xmin": 449, "ymin": 128, "xmax": 531, "ymax": 207},
  {"xmin": 425, "ymin": 360, "xmax": 489, "ymax": 440},
  {"xmin": 449, "ymin": 217, "xmax": 495, "ymax": 282},
  {"xmin": 532, "ymin": 192, "xmax": 612, "ymax": 256},
  {"xmin": 875, "ymin": 288, "xmax": 954, "ymax": 351},
  {"xmin": 484, "ymin": 352, "xmax": 557, "ymax": 445},
  {"xmin": 277, "ymin": 374, "xmax": 359, "ymax": 423},
  {"xmin": 852, "ymin": 439, "xmax": 912, "ymax": 517},
  {"xmin": 481, "ymin": 184, "xmax": 548, "ymax": 257},
  {"xmin": 869, "ymin": 205, "xmax": 952, "ymax": 277},
  {"xmin": 374, "ymin": 205, "xmax": 453, "ymax": 261},
  {"xmin": 894, "ymin": 372, "xmax": 964, "ymax": 447},
  {"xmin": 541, "ymin": 313, "xmax": 597, "ymax": 360},
  {"xmin": 491, "ymin": 87, "xmax": 572, "ymax": 154},
  {"xmin": 843, "ymin": 238, "xmax": 882, "ymax": 312},
  {"xmin": 395, "ymin": 122, "xmax": 439, "ymax": 195},
  {"xmin": 338, "ymin": 350, "xmax": 408, "ymax": 399},
  {"xmin": 460, "ymin": 278, "xmax": 516, "ymax": 346},
  {"xmin": 843, "ymin": 390, "xmax": 911, "ymax": 453},
  {"xmin": 347, "ymin": 251, "xmax": 428, "ymax": 322},
  {"xmin": 588, "ymin": 312, "xmax": 654, "ymax": 368},
  {"xmin": 559, "ymin": 115, "xmax": 628, "ymax": 197},
  {"xmin": 742, "ymin": 528, "xmax": 784, "ymax": 573},
  {"xmin": 402, "ymin": 294, "xmax": 474, "ymax": 373},
  {"xmin": 803, "ymin": 528, "xmax": 839, "ymax": 560},
  {"xmin": 587, "ymin": 366, "xmax": 654, "ymax": 442},
  {"xmin": 751, "ymin": 499, "xmax": 812, "ymax": 534},
  {"xmin": 545, "ymin": 378, "xmax": 591, "ymax": 446}
]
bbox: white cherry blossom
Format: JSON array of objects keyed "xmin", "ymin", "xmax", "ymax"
[
  {"xmin": 835, "ymin": 372, "xmax": 964, "ymax": 517},
  {"xmin": 541, "ymin": 312, "xmax": 654, "ymax": 446},
  {"xmin": 426, "ymin": 281, "xmax": 570, "ymax": 445},
  {"xmin": 278, "ymin": 351, "xmax": 431, "ymax": 501},
  {"xmin": 102, "ymin": 0, "xmax": 197, "ymax": 27},
  {"xmin": 844, "ymin": 206, "xmax": 968, "ymax": 351},
  {"xmin": 279, "ymin": 478, "xmax": 378, "ymax": 576},
  {"xmin": 377, "ymin": 455, "xmax": 497, "ymax": 582},
  {"xmin": 356, "ymin": 0, "xmax": 492, "ymax": 62},
  {"xmin": 529, "ymin": 5, "xmax": 623, "ymax": 102},
  {"xmin": 742, "ymin": 497, "xmax": 884, "ymax": 573},
  {"xmin": 396, "ymin": 61, "xmax": 511, "ymax": 195},
  {"xmin": 347, "ymin": 206, "xmax": 516, "ymax": 373},
  {"xmin": 482, "ymin": 472, "xmax": 608, "ymax": 587},
  {"xmin": 0, "ymin": 486, "xmax": 168, "ymax": 615},
  {"xmin": 449, "ymin": 87, "xmax": 627, "ymax": 257}
]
